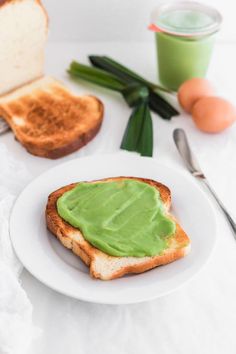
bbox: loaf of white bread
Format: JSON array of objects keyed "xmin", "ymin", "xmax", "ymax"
[{"xmin": 0, "ymin": 0, "xmax": 48, "ymax": 95}]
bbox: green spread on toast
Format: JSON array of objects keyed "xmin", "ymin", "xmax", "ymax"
[{"xmin": 57, "ymin": 180, "xmax": 176, "ymax": 257}]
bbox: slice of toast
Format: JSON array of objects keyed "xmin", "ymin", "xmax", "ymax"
[
  {"xmin": 46, "ymin": 177, "xmax": 191, "ymax": 280},
  {"xmin": 0, "ymin": 76, "xmax": 104, "ymax": 158}
]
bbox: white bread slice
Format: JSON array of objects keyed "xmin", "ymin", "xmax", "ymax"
[
  {"xmin": 0, "ymin": 0, "xmax": 48, "ymax": 95},
  {"xmin": 0, "ymin": 76, "xmax": 104, "ymax": 158},
  {"xmin": 46, "ymin": 177, "xmax": 191, "ymax": 280}
]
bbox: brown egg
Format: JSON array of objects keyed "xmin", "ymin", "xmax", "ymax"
[
  {"xmin": 192, "ymin": 97, "xmax": 236, "ymax": 133},
  {"xmin": 178, "ymin": 78, "xmax": 215, "ymax": 113}
]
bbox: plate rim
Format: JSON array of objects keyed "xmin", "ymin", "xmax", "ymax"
[{"xmin": 10, "ymin": 152, "xmax": 218, "ymax": 304}]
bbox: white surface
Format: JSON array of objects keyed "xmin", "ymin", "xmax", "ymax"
[
  {"xmin": 44, "ymin": 0, "xmax": 236, "ymax": 42},
  {"xmin": 10, "ymin": 154, "xmax": 217, "ymax": 304},
  {"xmin": 0, "ymin": 41, "xmax": 236, "ymax": 353},
  {"xmin": 0, "ymin": 153, "xmax": 34, "ymax": 354}
]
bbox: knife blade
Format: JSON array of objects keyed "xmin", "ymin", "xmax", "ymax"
[{"xmin": 173, "ymin": 128, "xmax": 236, "ymax": 236}]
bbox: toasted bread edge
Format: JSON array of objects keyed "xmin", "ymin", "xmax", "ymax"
[{"xmin": 46, "ymin": 177, "xmax": 191, "ymax": 280}]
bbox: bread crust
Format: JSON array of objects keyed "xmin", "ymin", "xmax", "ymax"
[
  {"xmin": 0, "ymin": 0, "xmax": 46, "ymax": 9},
  {"xmin": 0, "ymin": 0, "xmax": 19, "ymax": 6},
  {"xmin": 0, "ymin": 0, "xmax": 49, "ymax": 26},
  {"xmin": 46, "ymin": 177, "xmax": 191, "ymax": 280}
]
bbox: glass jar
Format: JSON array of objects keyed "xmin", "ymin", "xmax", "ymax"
[{"xmin": 150, "ymin": 1, "xmax": 222, "ymax": 91}]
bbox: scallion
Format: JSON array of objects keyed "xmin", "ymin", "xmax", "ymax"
[
  {"xmin": 68, "ymin": 56, "xmax": 179, "ymax": 157},
  {"xmin": 89, "ymin": 55, "xmax": 179, "ymax": 118}
]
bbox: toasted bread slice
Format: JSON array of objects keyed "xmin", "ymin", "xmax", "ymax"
[
  {"xmin": 46, "ymin": 177, "xmax": 191, "ymax": 280},
  {"xmin": 0, "ymin": 76, "xmax": 104, "ymax": 158}
]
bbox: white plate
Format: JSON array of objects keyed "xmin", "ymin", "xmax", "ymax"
[{"xmin": 10, "ymin": 153, "xmax": 217, "ymax": 304}]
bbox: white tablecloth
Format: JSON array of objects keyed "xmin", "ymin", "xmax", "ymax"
[{"xmin": 1, "ymin": 42, "xmax": 236, "ymax": 354}]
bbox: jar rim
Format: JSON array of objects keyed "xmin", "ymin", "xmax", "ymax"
[{"xmin": 150, "ymin": 1, "xmax": 222, "ymax": 37}]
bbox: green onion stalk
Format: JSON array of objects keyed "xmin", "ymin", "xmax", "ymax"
[{"xmin": 68, "ymin": 57, "xmax": 179, "ymax": 157}]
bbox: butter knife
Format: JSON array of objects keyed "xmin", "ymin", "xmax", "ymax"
[
  {"xmin": 0, "ymin": 118, "xmax": 9, "ymax": 135},
  {"xmin": 173, "ymin": 128, "xmax": 236, "ymax": 237}
]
